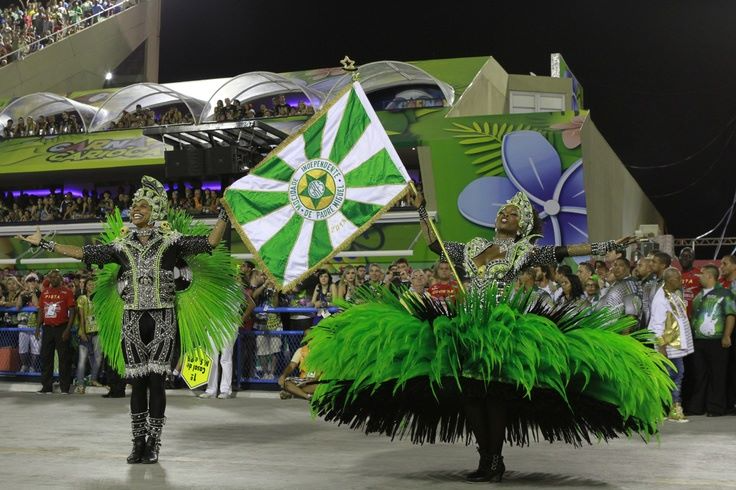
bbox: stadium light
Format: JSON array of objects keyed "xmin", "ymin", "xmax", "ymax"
[{"xmin": 105, "ymin": 72, "xmax": 113, "ymax": 81}]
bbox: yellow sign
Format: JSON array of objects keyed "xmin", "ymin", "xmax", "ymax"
[{"xmin": 181, "ymin": 349, "xmax": 212, "ymax": 389}]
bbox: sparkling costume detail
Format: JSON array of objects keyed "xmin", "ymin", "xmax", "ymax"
[
  {"xmin": 306, "ymin": 191, "xmax": 673, "ymax": 447},
  {"xmin": 83, "ymin": 229, "xmax": 212, "ymax": 377},
  {"xmin": 432, "ymin": 192, "xmax": 618, "ymax": 289},
  {"xmin": 596, "ymin": 277, "xmax": 643, "ymax": 318},
  {"xmin": 81, "ymin": 176, "xmax": 237, "ymax": 378},
  {"xmin": 84, "ymin": 231, "xmax": 212, "ymax": 310}
]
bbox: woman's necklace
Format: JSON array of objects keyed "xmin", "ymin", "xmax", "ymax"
[
  {"xmin": 491, "ymin": 236, "xmax": 515, "ymax": 254},
  {"xmin": 135, "ymin": 227, "xmax": 155, "ymax": 238}
]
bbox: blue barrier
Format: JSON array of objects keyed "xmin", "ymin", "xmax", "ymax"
[
  {"xmin": 236, "ymin": 330, "xmax": 306, "ymax": 385},
  {"xmin": 253, "ymin": 306, "xmax": 340, "ymax": 314},
  {"xmin": 0, "ymin": 306, "xmax": 339, "ymax": 387}
]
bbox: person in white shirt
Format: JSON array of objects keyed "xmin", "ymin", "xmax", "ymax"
[{"xmin": 648, "ymin": 267, "xmax": 694, "ymax": 422}]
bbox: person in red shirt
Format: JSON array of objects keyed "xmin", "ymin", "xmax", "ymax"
[
  {"xmin": 426, "ymin": 261, "xmax": 459, "ymax": 301},
  {"xmin": 678, "ymin": 247, "xmax": 701, "ymax": 316},
  {"xmin": 35, "ymin": 269, "xmax": 75, "ymax": 394}
]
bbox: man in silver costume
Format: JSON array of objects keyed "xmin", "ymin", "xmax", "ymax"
[
  {"xmin": 596, "ymin": 256, "xmax": 643, "ymax": 322},
  {"xmin": 15, "ymin": 176, "xmax": 231, "ymax": 464}
]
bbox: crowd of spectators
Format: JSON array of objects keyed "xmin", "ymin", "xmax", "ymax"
[
  {"xmin": 0, "ymin": 0, "xmax": 132, "ymax": 67},
  {"xmin": 1, "ymin": 104, "xmax": 195, "ymax": 138},
  {"xmin": 2, "ymin": 94, "xmax": 317, "ymax": 138},
  {"xmin": 107, "ymin": 95, "xmax": 316, "ymax": 132},
  {"xmin": 2, "ymin": 111, "xmax": 82, "ymax": 138},
  {"xmin": 0, "ymin": 179, "xmax": 419, "ymax": 224},
  {"xmin": 214, "ymin": 95, "xmax": 315, "ymax": 122},
  {"xmin": 0, "ymin": 186, "xmax": 225, "ymax": 223},
  {"xmin": 109, "ymin": 104, "xmax": 194, "ymax": 130}
]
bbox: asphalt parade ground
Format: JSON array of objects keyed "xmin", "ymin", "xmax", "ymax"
[{"xmin": 1, "ymin": 383, "xmax": 734, "ymax": 489}]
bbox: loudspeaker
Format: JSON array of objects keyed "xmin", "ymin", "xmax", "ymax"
[
  {"xmin": 165, "ymin": 149, "xmax": 205, "ymax": 178},
  {"xmin": 205, "ymin": 146, "xmax": 239, "ymax": 175}
]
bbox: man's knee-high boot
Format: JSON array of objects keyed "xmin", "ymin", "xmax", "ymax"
[
  {"xmin": 142, "ymin": 416, "xmax": 165, "ymax": 464},
  {"xmin": 126, "ymin": 411, "xmax": 148, "ymax": 464}
]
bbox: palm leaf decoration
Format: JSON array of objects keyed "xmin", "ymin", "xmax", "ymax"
[
  {"xmin": 447, "ymin": 121, "xmax": 560, "ymax": 176},
  {"xmin": 446, "ymin": 121, "xmax": 531, "ymax": 176}
]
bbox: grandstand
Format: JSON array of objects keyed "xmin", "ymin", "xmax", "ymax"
[{"xmin": 0, "ymin": 50, "xmax": 663, "ymax": 271}]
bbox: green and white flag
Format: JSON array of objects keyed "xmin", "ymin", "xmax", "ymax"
[{"xmin": 224, "ymin": 82, "xmax": 411, "ymax": 290}]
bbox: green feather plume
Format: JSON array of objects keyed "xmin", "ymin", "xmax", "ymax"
[
  {"xmin": 306, "ymin": 285, "xmax": 675, "ymax": 442},
  {"xmin": 94, "ymin": 209, "xmax": 126, "ymax": 374}
]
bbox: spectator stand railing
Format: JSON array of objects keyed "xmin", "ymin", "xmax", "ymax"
[
  {"xmin": 0, "ymin": 305, "xmax": 340, "ymax": 387},
  {"xmin": 0, "ymin": 0, "xmax": 137, "ymax": 68}
]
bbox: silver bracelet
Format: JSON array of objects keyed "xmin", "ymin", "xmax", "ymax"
[
  {"xmin": 39, "ymin": 239, "xmax": 56, "ymax": 252},
  {"xmin": 590, "ymin": 240, "xmax": 616, "ymax": 256},
  {"xmin": 417, "ymin": 205, "xmax": 429, "ymax": 221},
  {"xmin": 217, "ymin": 208, "xmax": 230, "ymax": 223}
]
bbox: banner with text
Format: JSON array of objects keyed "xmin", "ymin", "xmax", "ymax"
[{"xmin": 0, "ymin": 129, "xmax": 166, "ymax": 174}]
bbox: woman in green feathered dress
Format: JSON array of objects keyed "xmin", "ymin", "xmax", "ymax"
[
  {"xmin": 305, "ymin": 191, "xmax": 673, "ymax": 483},
  {"xmin": 15, "ymin": 176, "xmax": 242, "ymax": 465}
]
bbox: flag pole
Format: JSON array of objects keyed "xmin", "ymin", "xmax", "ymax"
[
  {"xmin": 408, "ymin": 181, "xmax": 466, "ymax": 295},
  {"xmin": 342, "ymin": 55, "xmax": 464, "ymax": 294}
]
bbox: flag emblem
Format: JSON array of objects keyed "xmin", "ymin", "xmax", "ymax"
[
  {"xmin": 224, "ymin": 82, "xmax": 410, "ymax": 290},
  {"xmin": 289, "ymin": 159, "xmax": 346, "ymax": 220}
]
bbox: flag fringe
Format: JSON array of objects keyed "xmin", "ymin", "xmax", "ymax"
[{"xmin": 222, "ymin": 199, "xmax": 285, "ymax": 290}]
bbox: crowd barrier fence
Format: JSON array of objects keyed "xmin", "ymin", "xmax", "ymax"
[{"xmin": 0, "ymin": 306, "xmax": 339, "ymax": 388}]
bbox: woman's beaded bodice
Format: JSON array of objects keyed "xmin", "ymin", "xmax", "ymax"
[{"xmin": 442, "ymin": 237, "xmax": 557, "ymax": 291}]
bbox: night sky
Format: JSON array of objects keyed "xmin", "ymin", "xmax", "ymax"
[{"xmin": 160, "ymin": 0, "xmax": 736, "ymax": 241}]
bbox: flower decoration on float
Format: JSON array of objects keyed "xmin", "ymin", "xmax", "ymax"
[
  {"xmin": 457, "ymin": 130, "xmax": 588, "ymax": 247},
  {"xmin": 549, "ymin": 114, "xmax": 586, "ymax": 149}
]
